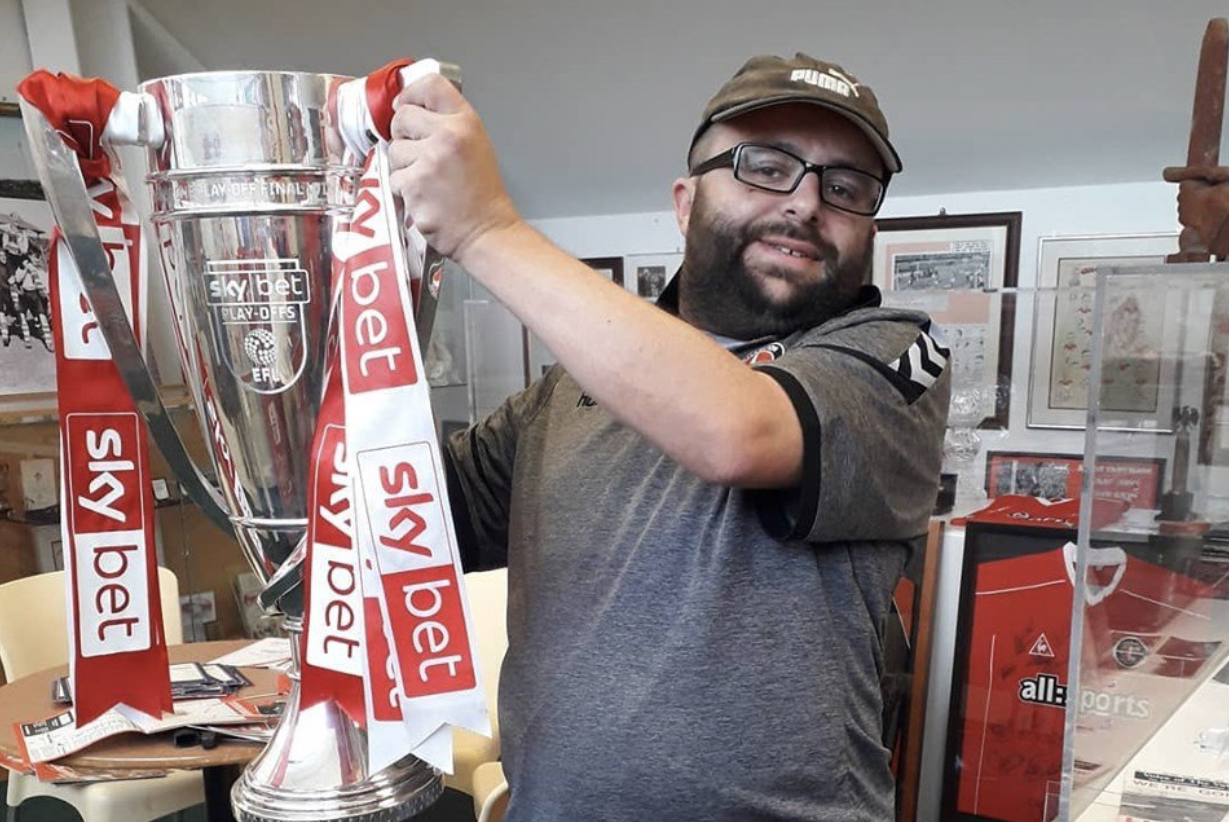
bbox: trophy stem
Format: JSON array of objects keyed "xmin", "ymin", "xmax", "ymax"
[{"xmin": 230, "ymin": 618, "xmax": 442, "ymax": 822}]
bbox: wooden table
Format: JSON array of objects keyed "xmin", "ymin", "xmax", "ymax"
[{"xmin": 0, "ymin": 639, "xmax": 283, "ymax": 821}]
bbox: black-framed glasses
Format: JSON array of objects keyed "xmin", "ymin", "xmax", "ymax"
[{"xmin": 690, "ymin": 142, "xmax": 887, "ymax": 216}]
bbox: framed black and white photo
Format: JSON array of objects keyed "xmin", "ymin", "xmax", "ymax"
[
  {"xmin": 874, "ymin": 211, "xmax": 1021, "ymax": 428},
  {"xmin": 0, "ymin": 179, "xmax": 56, "ymax": 408},
  {"xmin": 624, "ymin": 252, "xmax": 682, "ymax": 303},
  {"xmin": 1028, "ymin": 233, "xmax": 1179, "ymax": 431}
]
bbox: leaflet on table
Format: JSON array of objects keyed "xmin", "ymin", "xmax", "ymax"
[
  {"xmin": 208, "ymin": 637, "xmax": 293, "ymax": 670},
  {"xmin": 17, "ymin": 698, "xmax": 257, "ymax": 764},
  {"xmin": 52, "ymin": 663, "xmax": 252, "ymax": 704}
]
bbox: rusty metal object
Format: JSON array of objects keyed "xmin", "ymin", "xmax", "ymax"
[{"xmin": 1164, "ymin": 17, "xmax": 1229, "ymax": 262}]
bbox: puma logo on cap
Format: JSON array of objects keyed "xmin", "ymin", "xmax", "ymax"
[{"xmin": 789, "ymin": 68, "xmax": 861, "ymax": 98}]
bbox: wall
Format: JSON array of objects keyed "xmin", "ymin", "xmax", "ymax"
[{"xmin": 531, "ymin": 177, "xmax": 1182, "ymax": 449}]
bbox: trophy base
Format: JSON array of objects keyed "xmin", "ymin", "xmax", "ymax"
[
  {"xmin": 230, "ymin": 617, "xmax": 444, "ymax": 821},
  {"xmin": 230, "ymin": 753, "xmax": 443, "ymax": 822}
]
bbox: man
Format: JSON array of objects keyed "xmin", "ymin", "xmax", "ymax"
[{"xmin": 389, "ymin": 52, "xmax": 949, "ymax": 821}]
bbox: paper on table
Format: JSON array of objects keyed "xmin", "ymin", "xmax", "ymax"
[
  {"xmin": 19, "ymin": 699, "xmax": 257, "ymax": 763},
  {"xmin": 209, "ymin": 637, "xmax": 293, "ymax": 670},
  {"xmin": 18, "ymin": 711, "xmax": 135, "ymax": 763}
]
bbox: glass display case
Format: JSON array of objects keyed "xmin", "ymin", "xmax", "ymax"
[
  {"xmin": 884, "ymin": 276, "xmax": 1226, "ymax": 822},
  {"xmin": 1059, "ymin": 265, "xmax": 1229, "ymax": 822}
]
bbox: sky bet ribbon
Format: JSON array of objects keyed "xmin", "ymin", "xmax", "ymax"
[
  {"xmin": 16, "ymin": 72, "xmax": 173, "ymax": 725},
  {"xmin": 299, "ymin": 59, "xmax": 489, "ymax": 775}
]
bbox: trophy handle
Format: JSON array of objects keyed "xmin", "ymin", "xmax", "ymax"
[
  {"xmin": 335, "ymin": 60, "xmax": 460, "ymax": 348},
  {"xmin": 18, "ymin": 99, "xmax": 236, "ymax": 537}
]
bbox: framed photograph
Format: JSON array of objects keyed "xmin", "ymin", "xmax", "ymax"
[
  {"xmin": 582, "ymin": 256, "xmax": 623, "ymax": 287},
  {"xmin": 873, "ymin": 211, "xmax": 1021, "ymax": 428},
  {"xmin": 984, "ymin": 450, "xmax": 1165, "ymax": 510},
  {"xmin": 623, "ymin": 252, "xmax": 682, "ymax": 303},
  {"xmin": 522, "ymin": 256, "xmax": 627, "ymax": 384},
  {"xmin": 0, "ymin": 180, "xmax": 57, "ymax": 408},
  {"xmin": 1028, "ymin": 233, "xmax": 1179, "ymax": 431}
]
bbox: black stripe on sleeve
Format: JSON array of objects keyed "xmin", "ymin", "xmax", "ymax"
[
  {"xmin": 813, "ymin": 342, "xmax": 926, "ymax": 404},
  {"xmin": 753, "ymin": 365, "xmax": 822, "ymax": 541}
]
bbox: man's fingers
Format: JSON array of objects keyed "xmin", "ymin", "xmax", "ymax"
[
  {"xmin": 396, "ymin": 72, "xmax": 464, "ymax": 114},
  {"xmin": 386, "ymin": 137, "xmax": 417, "ymax": 171},
  {"xmin": 390, "ymin": 101, "xmax": 446, "ymax": 141}
]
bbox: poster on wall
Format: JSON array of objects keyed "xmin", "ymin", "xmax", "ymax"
[
  {"xmin": 0, "ymin": 180, "xmax": 56, "ymax": 402},
  {"xmin": 1028, "ymin": 233, "xmax": 1179, "ymax": 431}
]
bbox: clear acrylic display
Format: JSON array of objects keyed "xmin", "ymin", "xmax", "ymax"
[{"xmin": 1062, "ymin": 265, "xmax": 1229, "ymax": 822}]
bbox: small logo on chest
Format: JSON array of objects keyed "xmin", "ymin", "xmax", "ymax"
[{"xmin": 576, "ymin": 392, "xmax": 597, "ymax": 408}]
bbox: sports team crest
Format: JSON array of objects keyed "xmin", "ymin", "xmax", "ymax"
[{"xmin": 744, "ymin": 341, "xmax": 786, "ymax": 365}]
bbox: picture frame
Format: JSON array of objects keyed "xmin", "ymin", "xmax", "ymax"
[
  {"xmin": 873, "ymin": 211, "xmax": 1021, "ymax": 428},
  {"xmin": 983, "ymin": 450, "xmax": 1166, "ymax": 510},
  {"xmin": 623, "ymin": 252, "xmax": 682, "ymax": 303},
  {"xmin": 945, "ymin": 517, "xmax": 1229, "ymax": 822},
  {"xmin": 1028, "ymin": 233, "xmax": 1180, "ymax": 431},
  {"xmin": 942, "ymin": 518, "xmax": 1079, "ymax": 822},
  {"xmin": 522, "ymin": 256, "xmax": 626, "ymax": 384},
  {"xmin": 0, "ymin": 179, "xmax": 57, "ymax": 413}
]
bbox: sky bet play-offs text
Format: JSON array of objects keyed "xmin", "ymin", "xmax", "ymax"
[{"xmin": 205, "ymin": 258, "xmax": 310, "ymax": 325}]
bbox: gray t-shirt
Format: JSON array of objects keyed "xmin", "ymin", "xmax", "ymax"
[{"xmin": 446, "ymin": 296, "xmax": 949, "ymax": 822}]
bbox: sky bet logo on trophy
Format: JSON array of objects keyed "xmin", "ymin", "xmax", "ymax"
[{"xmin": 18, "ymin": 58, "xmax": 487, "ymax": 822}]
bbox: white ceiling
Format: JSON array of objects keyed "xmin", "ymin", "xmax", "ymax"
[{"xmin": 133, "ymin": 0, "xmax": 1229, "ymax": 220}]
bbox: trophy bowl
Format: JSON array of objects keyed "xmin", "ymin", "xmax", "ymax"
[{"xmin": 141, "ymin": 69, "xmax": 444, "ymax": 822}]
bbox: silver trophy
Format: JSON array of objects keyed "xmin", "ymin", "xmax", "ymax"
[{"xmin": 22, "ymin": 69, "xmax": 453, "ymax": 821}]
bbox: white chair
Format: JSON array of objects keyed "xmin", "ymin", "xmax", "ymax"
[
  {"xmin": 471, "ymin": 760, "xmax": 509, "ymax": 822},
  {"xmin": 445, "ymin": 568, "xmax": 508, "ymax": 799},
  {"xmin": 0, "ymin": 567, "xmax": 205, "ymax": 822}
]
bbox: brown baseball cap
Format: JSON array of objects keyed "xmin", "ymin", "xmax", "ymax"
[{"xmin": 691, "ymin": 52, "xmax": 902, "ymax": 174}]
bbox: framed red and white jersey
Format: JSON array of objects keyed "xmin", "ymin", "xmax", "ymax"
[{"xmin": 943, "ymin": 515, "xmax": 1218, "ymax": 822}]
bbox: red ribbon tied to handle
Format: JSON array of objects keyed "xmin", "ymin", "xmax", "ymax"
[
  {"xmin": 364, "ymin": 59, "xmax": 416, "ymax": 142},
  {"xmin": 17, "ymin": 70, "xmax": 122, "ymax": 182}
]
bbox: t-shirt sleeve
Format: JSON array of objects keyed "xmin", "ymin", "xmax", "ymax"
[
  {"xmin": 445, "ymin": 370, "xmax": 560, "ymax": 571},
  {"xmin": 750, "ymin": 319, "xmax": 950, "ymax": 543}
]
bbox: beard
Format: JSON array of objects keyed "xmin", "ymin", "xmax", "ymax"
[{"xmin": 678, "ymin": 203, "xmax": 873, "ymax": 340}]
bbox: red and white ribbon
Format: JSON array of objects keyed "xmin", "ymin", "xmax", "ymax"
[
  {"xmin": 17, "ymin": 71, "xmax": 173, "ymax": 725},
  {"xmin": 299, "ymin": 58, "xmax": 488, "ymax": 774}
]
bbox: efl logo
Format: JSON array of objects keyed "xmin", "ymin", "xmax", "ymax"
[
  {"xmin": 75, "ymin": 530, "xmax": 151, "ymax": 657},
  {"xmin": 342, "ymin": 245, "xmax": 417, "ymax": 393},
  {"xmin": 67, "ymin": 413, "xmax": 145, "ymax": 534},
  {"xmin": 356, "ymin": 442, "xmax": 450, "ymax": 570}
]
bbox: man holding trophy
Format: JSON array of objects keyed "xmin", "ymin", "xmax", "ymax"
[
  {"xmin": 387, "ymin": 53, "xmax": 949, "ymax": 821},
  {"xmin": 18, "ymin": 50, "xmax": 947, "ymax": 822},
  {"xmin": 18, "ymin": 61, "xmax": 487, "ymax": 822}
]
